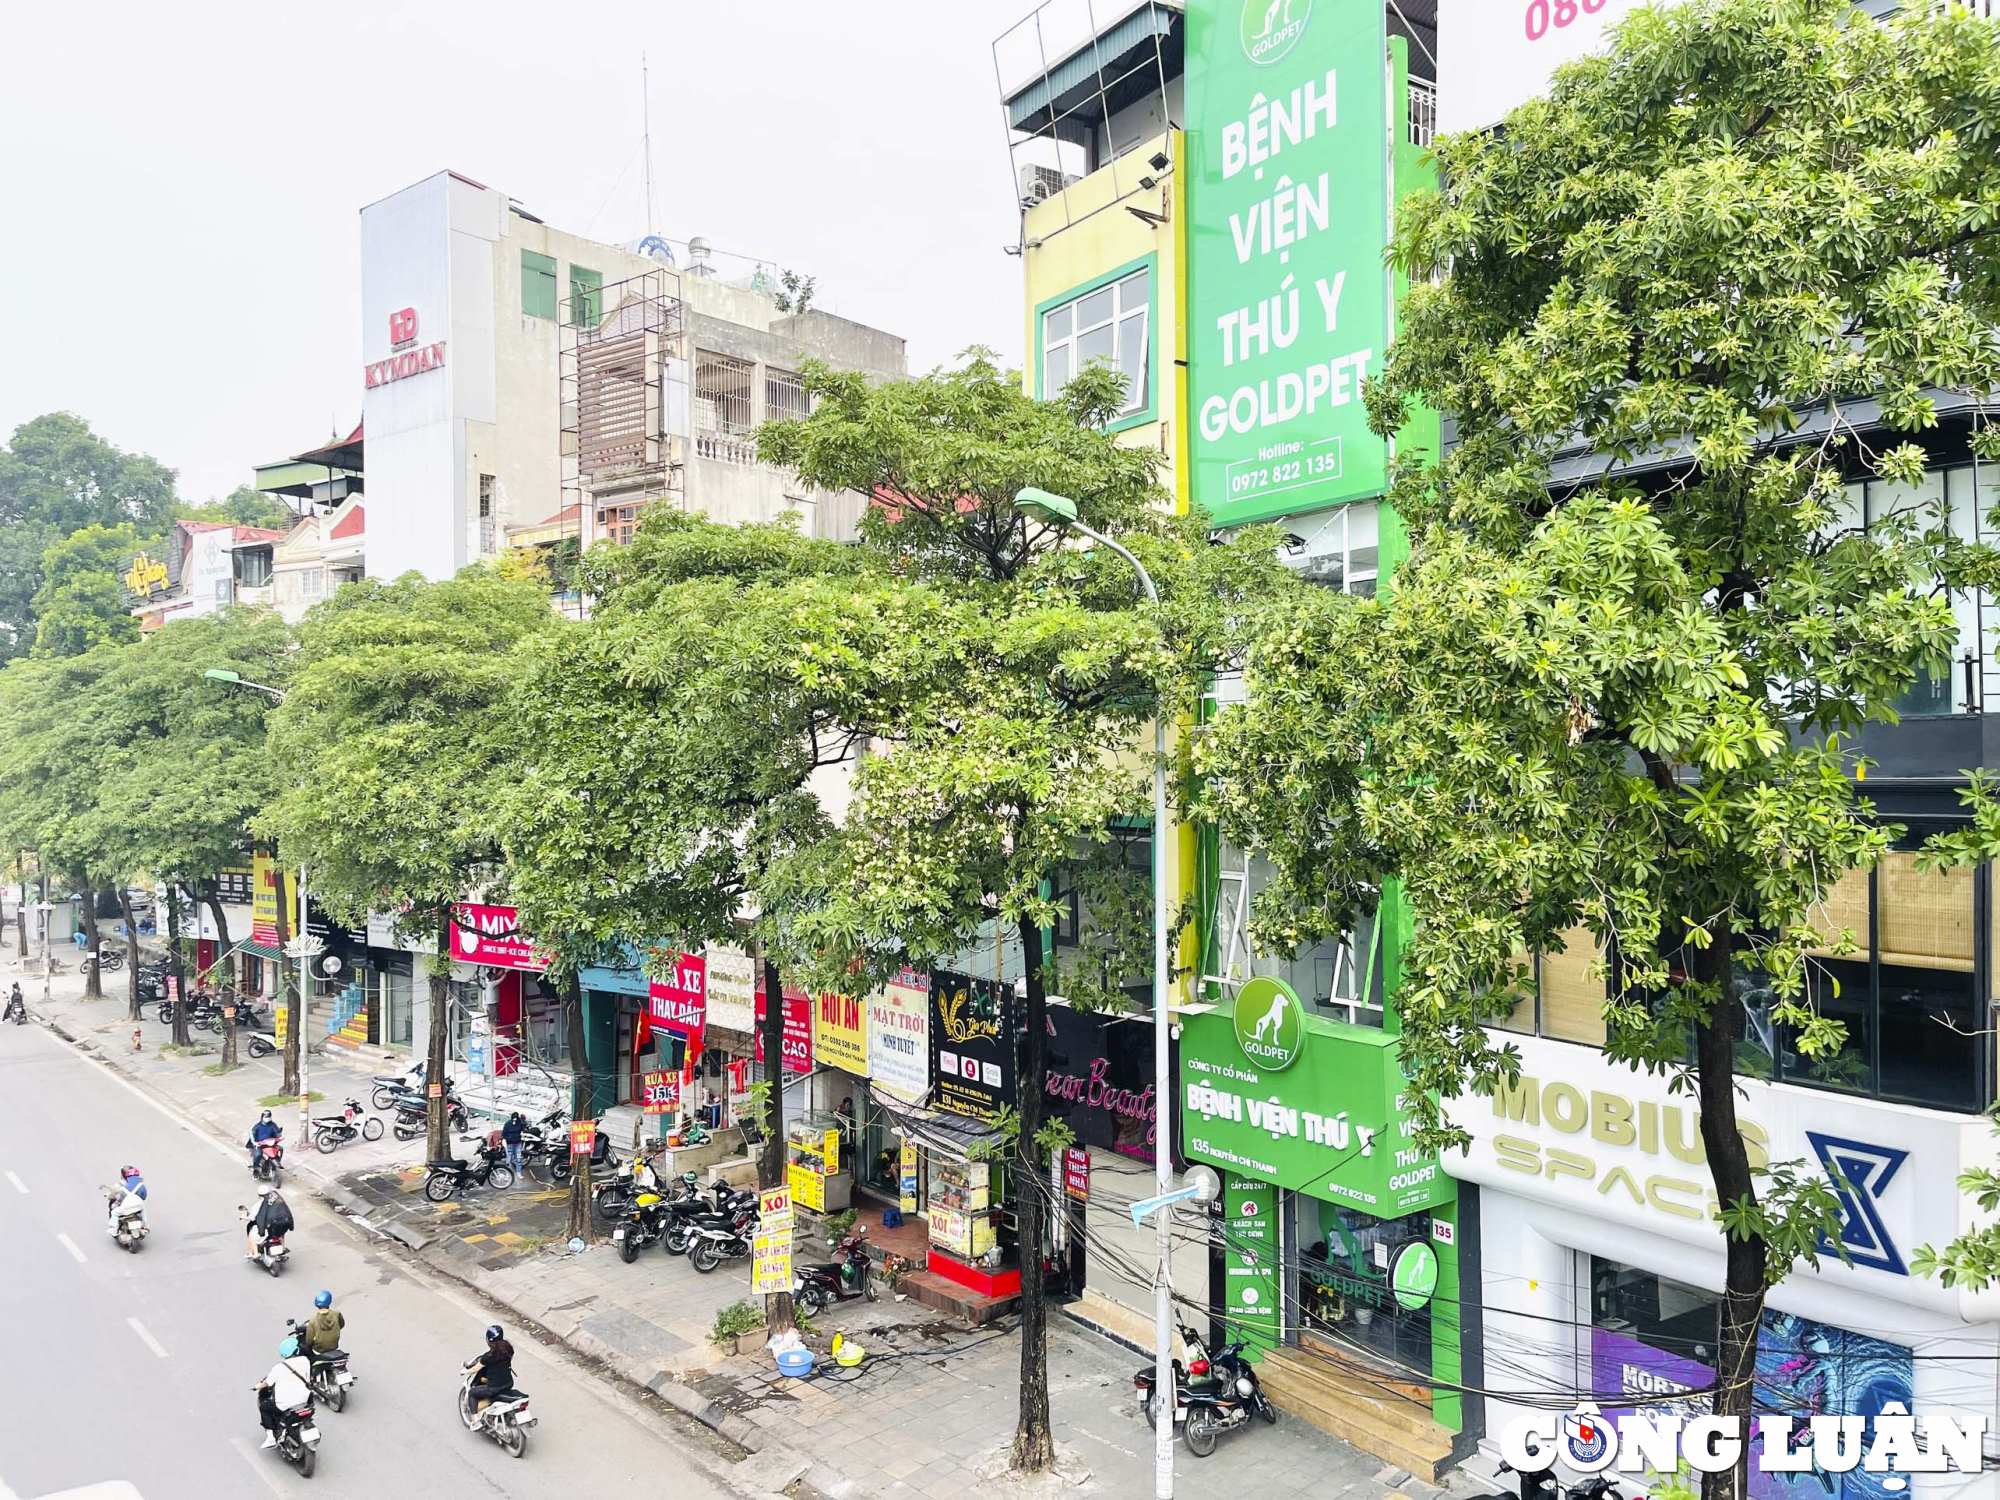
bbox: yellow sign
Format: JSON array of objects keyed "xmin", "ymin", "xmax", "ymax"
[
  {"xmin": 251, "ymin": 854, "xmax": 296, "ymax": 948},
  {"xmin": 811, "ymin": 991, "xmax": 869, "ymax": 1076},
  {"xmin": 928, "ymin": 1206, "xmax": 995, "ymax": 1260},
  {"xmin": 788, "ymin": 1159, "xmax": 826, "ymax": 1212},
  {"xmin": 275, "ymin": 1000, "xmax": 288, "ymax": 1048},
  {"xmin": 123, "ymin": 553, "xmax": 168, "ymax": 597},
  {"xmin": 751, "ymin": 1229, "xmax": 791, "ymax": 1295},
  {"xmin": 759, "ymin": 1185, "xmax": 793, "ymax": 1235},
  {"xmin": 823, "ymin": 1127, "xmax": 841, "ymax": 1176},
  {"xmin": 899, "ymin": 1141, "xmax": 918, "ymax": 1214}
]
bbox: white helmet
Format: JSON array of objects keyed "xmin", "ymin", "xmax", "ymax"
[{"xmin": 257, "ymin": 1186, "xmax": 274, "ymax": 1199}]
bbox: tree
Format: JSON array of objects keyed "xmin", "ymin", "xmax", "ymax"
[
  {"xmin": 0, "ymin": 414, "xmax": 179, "ymax": 660},
  {"xmin": 759, "ymin": 353, "xmax": 1283, "ymax": 1472},
  {"xmin": 262, "ymin": 570, "xmax": 562, "ymax": 1163},
  {"xmin": 178, "ymin": 485, "xmax": 297, "ymax": 532},
  {"xmin": 1202, "ymin": 6, "xmax": 2000, "ymax": 1497},
  {"xmin": 31, "ymin": 523, "xmax": 145, "ymax": 658}
]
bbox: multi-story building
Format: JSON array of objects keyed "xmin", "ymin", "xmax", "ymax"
[
  {"xmin": 122, "ymin": 518, "xmax": 290, "ymax": 630},
  {"xmin": 357, "ymin": 169, "xmax": 906, "ymax": 584}
]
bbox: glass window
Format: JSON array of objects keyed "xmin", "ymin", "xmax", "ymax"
[
  {"xmin": 521, "ymin": 250, "xmax": 558, "ymax": 320},
  {"xmin": 568, "ymin": 264, "xmax": 603, "ymax": 327},
  {"xmin": 1839, "ymin": 468, "xmax": 1983, "ymax": 714},
  {"xmin": 1592, "ymin": 1256, "xmax": 1719, "ymax": 1368},
  {"xmin": 1040, "ymin": 264, "xmax": 1152, "ymax": 417},
  {"xmin": 1537, "ymin": 929, "xmax": 1606, "ymax": 1046},
  {"xmin": 1279, "ymin": 501, "xmax": 1379, "ymax": 595}
]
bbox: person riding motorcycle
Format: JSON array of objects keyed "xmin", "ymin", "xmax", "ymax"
[
  {"xmin": 106, "ymin": 1163, "xmax": 147, "ymax": 1233},
  {"xmin": 247, "ymin": 1110, "xmax": 283, "ymax": 1171},
  {"xmin": 303, "ymin": 1290, "xmax": 344, "ymax": 1357},
  {"xmin": 466, "ymin": 1324, "xmax": 516, "ymax": 1413},
  {"xmin": 245, "ymin": 1185, "xmax": 293, "ymax": 1259},
  {"xmin": 254, "ymin": 1337, "xmax": 314, "ymax": 1447},
  {"xmin": 4, "ymin": 981, "xmax": 24, "ymax": 1022}
]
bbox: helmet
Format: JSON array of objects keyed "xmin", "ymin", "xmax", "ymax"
[
  {"xmin": 313, "ymin": 1290, "xmax": 332, "ymax": 1310},
  {"xmin": 260, "ymin": 1109, "xmax": 273, "ymax": 1122},
  {"xmin": 257, "ymin": 1186, "xmax": 273, "ymax": 1199},
  {"xmin": 120, "ymin": 1165, "xmax": 139, "ymax": 1179},
  {"xmin": 485, "ymin": 1324, "xmax": 504, "ymax": 1343},
  {"xmin": 279, "ymin": 1337, "xmax": 299, "ymax": 1358}
]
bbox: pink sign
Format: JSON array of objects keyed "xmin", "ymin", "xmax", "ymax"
[
  {"xmin": 449, "ymin": 903, "xmax": 546, "ymax": 971},
  {"xmin": 755, "ymin": 988, "xmax": 814, "ymax": 1075},
  {"xmin": 646, "ymin": 951, "xmax": 707, "ymax": 1046}
]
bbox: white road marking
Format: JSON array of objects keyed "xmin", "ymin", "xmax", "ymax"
[
  {"xmin": 4, "ymin": 1170, "xmax": 24, "ymax": 1194},
  {"xmin": 230, "ymin": 1435, "xmax": 290, "ymax": 1497},
  {"xmin": 126, "ymin": 1315, "xmax": 168, "ymax": 1358},
  {"xmin": 56, "ymin": 1231, "xmax": 86, "ymax": 1263}
]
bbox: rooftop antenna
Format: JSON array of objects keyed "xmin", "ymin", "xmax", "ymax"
[{"xmin": 642, "ymin": 53, "xmax": 655, "ymax": 236}]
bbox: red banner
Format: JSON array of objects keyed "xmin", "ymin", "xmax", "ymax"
[
  {"xmin": 449, "ymin": 902, "xmax": 546, "ymax": 971},
  {"xmin": 755, "ymin": 988, "xmax": 814, "ymax": 1075},
  {"xmin": 569, "ymin": 1119, "xmax": 597, "ymax": 1158},
  {"xmin": 640, "ymin": 1071, "xmax": 678, "ymax": 1116},
  {"xmin": 645, "ymin": 951, "xmax": 707, "ymax": 1047},
  {"xmin": 1063, "ymin": 1146, "xmax": 1091, "ymax": 1202}
]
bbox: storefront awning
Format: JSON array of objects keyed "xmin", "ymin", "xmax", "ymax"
[
  {"xmin": 228, "ymin": 937, "xmax": 285, "ymax": 962},
  {"xmin": 873, "ymin": 1090, "xmax": 1005, "ymax": 1164}
]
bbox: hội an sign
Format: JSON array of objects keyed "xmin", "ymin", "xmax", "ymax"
[
  {"xmin": 364, "ymin": 306, "xmax": 445, "ymax": 389},
  {"xmin": 1180, "ymin": 988, "xmax": 1451, "ymax": 1217},
  {"xmin": 811, "ymin": 990, "xmax": 869, "ymax": 1077},
  {"xmin": 1186, "ymin": 0, "xmax": 1390, "ymax": 526}
]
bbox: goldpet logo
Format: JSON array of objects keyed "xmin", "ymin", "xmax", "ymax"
[
  {"xmin": 1231, "ymin": 975, "xmax": 1304, "ymax": 1071},
  {"xmin": 1241, "ymin": 0, "xmax": 1312, "ymax": 65}
]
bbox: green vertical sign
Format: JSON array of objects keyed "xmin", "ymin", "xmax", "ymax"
[
  {"xmin": 1187, "ymin": 0, "xmax": 1390, "ymax": 527},
  {"xmin": 1224, "ymin": 1175, "xmax": 1281, "ymax": 1354}
]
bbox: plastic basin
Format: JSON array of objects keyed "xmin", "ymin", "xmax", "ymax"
[{"xmin": 774, "ymin": 1347, "xmax": 817, "ymax": 1378}]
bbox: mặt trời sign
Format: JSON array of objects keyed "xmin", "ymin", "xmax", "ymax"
[
  {"xmin": 1180, "ymin": 983, "xmax": 1450, "ymax": 1216},
  {"xmin": 1187, "ymin": 0, "xmax": 1390, "ymax": 526}
]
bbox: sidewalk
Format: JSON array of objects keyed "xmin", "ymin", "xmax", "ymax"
[{"xmin": 20, "ymin": 959, "xmax": 1464, "ymax": 1500}]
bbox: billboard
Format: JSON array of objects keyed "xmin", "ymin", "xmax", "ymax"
[
  {"xmin": 1438, "ymin": 0, "xmax": 1682, "ymax": 136},
  {"xmin": 1188, "ymin": 0, "xmax": 1391, "ymax": 527}
]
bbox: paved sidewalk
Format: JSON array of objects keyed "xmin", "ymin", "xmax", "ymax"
[{"xmin": 19, "ymin": 957, "xmax": 1461, "ymax": 1499}]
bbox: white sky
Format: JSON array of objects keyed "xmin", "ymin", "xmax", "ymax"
[{"xmin": 0, "ymin": 0, "xmax": 1035, "ymax": 501}]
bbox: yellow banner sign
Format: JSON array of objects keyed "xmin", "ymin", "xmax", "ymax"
[
  {"xmin": 811, "ymin": 990, "xmax": 869, "ymax": 1077},
  {"xmin": 751, "ymin": 1229, "xmax": 791, "ymax": 1295},
  {"xmin": 123, "ymin": 553, "xmax": 168, "ymax": 597}
]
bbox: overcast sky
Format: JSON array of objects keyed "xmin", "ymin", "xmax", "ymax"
[{"xmin": 0, "ymin": 0, "xmax": 1038, "ymax": 501}]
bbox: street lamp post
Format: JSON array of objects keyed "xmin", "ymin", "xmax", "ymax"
[{"xmin": 1015, "ymin": 487, "xmax": 1176, "ymax": 1500}]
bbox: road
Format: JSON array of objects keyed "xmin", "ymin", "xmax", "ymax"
[{"xmin": 0, "ymin": 1017, "xmax": 754, "ymax": 1500}]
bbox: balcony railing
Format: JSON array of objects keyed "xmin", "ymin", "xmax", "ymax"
[{"xmin": 1409, "ymin": 78, "xmax": 1438, "ymax": 149}]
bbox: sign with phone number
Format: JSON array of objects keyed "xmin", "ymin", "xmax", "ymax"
[{"xmin": 1522, "ymin": 0, "xmax": 1611, "ymax": 41}]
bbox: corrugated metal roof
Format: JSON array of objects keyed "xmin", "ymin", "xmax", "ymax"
[{"xmin": 1005, "ymin": 1, "xmax": 1179, "ymax": 134}]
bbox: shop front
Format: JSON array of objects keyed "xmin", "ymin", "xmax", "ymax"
[
  {"xmin": 917, "ymin": 969, "xmax": 1019, "ymax": 1298},
  {"xmin": 1180, "ymin": 981, "xmax": 1462, "ymax": 1430},
  {"xmin": 1448, "ymin": 1034, "xmax": 2000, "ymax": 1496}
]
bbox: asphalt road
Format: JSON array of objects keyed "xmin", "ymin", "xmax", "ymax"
[{"xmin": 0, "ymin": 1018, "xmax": 753, "ymax": 1500}]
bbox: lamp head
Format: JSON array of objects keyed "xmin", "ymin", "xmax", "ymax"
[
  {"xmin": 202, "ymin": 669, "xmax": 242, "ymax": 684},
  {"xmin": 1014, "ymin": 487, "xmax": 1078, "ymax": 526}
]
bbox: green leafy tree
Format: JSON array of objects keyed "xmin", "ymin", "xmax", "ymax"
[
  {"xmin": 261, "ymin": 570, "xmax": 560, "ymax": 1162},
  {"xmin": 760, "ymin": 353, "xmax": 1284, "ymax": 1473},
  {"xmin": 178, "ymin": 485, "xmax": 297, "ymax": 532},
  {"xmin": 31, "ymin": 523, "xmax": 146, "ymax": 658},
  {"xmin": 1202, "ymin": 5, "xmax": 2000, "ymax": 1496}
]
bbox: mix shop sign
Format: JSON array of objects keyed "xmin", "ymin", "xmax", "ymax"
[{"xmin": 1446, "ymin": 1035, "xmax": 1989, "ymax": 1306}]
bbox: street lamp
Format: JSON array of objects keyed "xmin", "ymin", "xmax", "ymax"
[
  {"xmin": 206, "ymin": 669, "xmax": 307, "ymax": 1138},
  {"xmin": 1015, "ymin": 486, "xmax": 1176, "ymax": 1500}
]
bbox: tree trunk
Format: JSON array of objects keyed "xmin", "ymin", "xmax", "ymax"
[
  {"xmin": 275, "ymin": 871, "xmax": 300, "ymax": 1095},
  {"xmin": 76, "ymin": 888, "xmax": 102, "ymax": 999},
  {"xmin": 166, "ymin": 886, "xmax": 190, "ymax": 1048},
  {"xmin": 759, "ymin": 954, "xmax": 795, "ymax": 1334},
  {"xmin": 206, "ymin": 885, "xmax": 237, "ymax": 1070},
  {"xmin": 116, "ymin": 888, "xmax": 140, "ymax": 1020},
  {"xmin": 1010, "ymin": 912, "xmax": 1055, "ymax": 1472},
  {"xmin": 1694, "ymin": 938, "xmax": 1766, "ymax": 1500},
  {"xmin": 565, "ymin": 973, "xmax": 595, "ymax": 1243},
  {"xmin": 426, "ymin": 921, "xmax": 453, "ymax": 1165}
]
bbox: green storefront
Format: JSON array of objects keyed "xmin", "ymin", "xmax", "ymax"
[{"xmin": 1180, "ymin": 979, "xmax": 1465, "ymax": 1433}]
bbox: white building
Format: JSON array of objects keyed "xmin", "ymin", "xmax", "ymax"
[
  {"xmin": 357, "ymin": 169, "xmax": 906, "ymax": 582},
  {"xmin": 126, "ymin": 519, "xmax": 288, "ymax": 630}
]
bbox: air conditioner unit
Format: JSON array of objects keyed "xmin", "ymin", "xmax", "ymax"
[{"xmin": 1018, "ymin": 164, "xmax": 1079, "ymax": 209}]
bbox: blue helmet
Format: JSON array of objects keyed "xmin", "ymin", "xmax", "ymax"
[
  {"xmin": 279, "ymin": 1337, "xmax": 299, "ymax": 1358},
  {"xmin": 313, "ymin": 1290, "xmax": 332, "ymax": 1310}
]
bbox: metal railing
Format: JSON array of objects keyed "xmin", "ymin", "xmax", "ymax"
[{"xmin": 1408, "ymin": 77, "xmax": 1438, "ymax": 149}]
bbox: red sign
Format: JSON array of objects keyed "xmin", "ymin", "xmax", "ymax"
[
  {"xmin": 389, "ymin": 307, "xmax": 418, "ymax": 348},
  {"xmin": 569, "ymin": 1119, "xmax": 597, "ymax": 1158},
  {"xmin": 727, "ymin": 1057, "xmax": 752, "ymax": 1095},
  {"xmin": 645, "ymin": 951, "xmax": 707, "ymax": 1047},
  {"xmin": 449, "ymin": 903, "xmax": 545, "ymax": 971},
  {"xmin": 363, "ymin": 340, "xmax": 447, "ymax": 388},
  {"xmin": 640, "ymin": 1071, "xmax": 678, "ymax": 1116},
  {"xmin": 1063, "ymin": 1146, "xmax": 1091, "ymax": 1203},
  {"xmin": 754, "ymin": 988, "xmax": 813, "ymax": 1075}
]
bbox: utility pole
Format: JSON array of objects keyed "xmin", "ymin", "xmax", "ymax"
[
  {"xmin": 39, "ymin": 873, "xmax": 51, "ymax": 1012},
  {"xmin": 297, "ymin": 865, "xmax": 311, "ymax": 1149}
]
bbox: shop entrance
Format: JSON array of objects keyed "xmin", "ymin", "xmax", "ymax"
[{"xmin": 1294, "ymin": 1198, "xmax": 1435, "ymax": 1399}]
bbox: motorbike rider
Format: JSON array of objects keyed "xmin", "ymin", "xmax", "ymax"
[
  {"xmin": 4, "ymin": 981, "xmax": 23, "ymax": 1021},
  {"xmin": 245, "ymin": 1185, "xmax": 293, "ymax": 1260},
  {"xmin": 106, "ymin": 1163, "xmax": 147, "ymax": 1233},
  {"xmin": 247, "ymin": 1109, "xmax": 283, "ymax": 1171},
  {"xmin": 303, "ymin": 1290, "xmax": 344, "ymax": 1359},
  {"xmin": 466, "ymin": 1324, "xmax": 516, "ymax": 1413},
  {"xmin": 254, "ymin": 1337, "xmax": 315, "ymax": 1447}
]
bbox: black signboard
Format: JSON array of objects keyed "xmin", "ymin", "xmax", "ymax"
[
  {"xmin": 1044, "ymin": 1006, "xmax": 1157, "ymax": 1163},
  {"xmin": 929, "ymin": 970, "xmax": 1017, "ymax": 1123}
]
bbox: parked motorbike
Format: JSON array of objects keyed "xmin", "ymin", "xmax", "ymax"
[
  {"xmin": 312, "ymin": 1099, "xmax": 384, "ymax": 1154},
  {"xmin": 794, "ymin": 1227, "xmax": 878, "ymax": 1313},
  {"xmin": 247, "ymin": 1032, "xmax": 278, "ymax": 1059},
  {"xmin": 1180, "ymin": 1337, "xmax": 1274, "ymax": 1456},
  {"xmin": 588, "ymin": 1153, "xmax": 655, "ymax": 1225},
  {"xmin": 612, "ymin": 1188, "xmax": 673, "ymax": 1263},
  {"xmin": 102, "ymin": 1185, "xmax": 148, "ymax": 1252},
  {"xmin": 519, "ymin": 1109, "xmax": 573, "ymax": 1184},
  {"xmin": 264, "ymin": 1393, "xmax": 320, "ymax": 1477},
  {"xmin": 370, "ymin": 1064, "xmax": 446, "ymax": 1113},
  {"xmin": 424, "ymin": 1142, "xmax": 515, "ymax": 1201},
  {"xmin": 687, "ymin": 1202, "xmax": 759, "ymax": 1273},
  {"xmin": 392, "ymin": 1097, "xmax": 469, "ymax": 1142},
  {"xmin": 250, "ymin": 1132, "xmax": 286, "ymax": 1187},
  {"xmin": 660, "ymin": 1179, "xmax": 755, "ymax": 1255},
  {"xmin": 459, "ymin": 1361, "xmax": 534, "ymax": 1458},
  {"xmin": 1135, "ymin": 1323, "xmax": 1219, "ymax": 1430},
  {"xmin": 286, "ymin": 1319, "xmax": 356, "ymax": 1413}
]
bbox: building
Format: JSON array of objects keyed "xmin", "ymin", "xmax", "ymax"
[
  {"xmin": 998, "ymin": 0, "xmax": 1459, "ymax": 1470},
  {"xmin": 357, "ymin": 169, "xmax": 907, "ymax": 584},
  {"xmin": 122, "ymin": 518, "xmax": 291, "ymax": 630}
]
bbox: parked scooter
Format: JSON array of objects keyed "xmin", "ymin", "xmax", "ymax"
[
  {"xmin": 611, "ymin": 1187, "xmax": 674, "ymax": 1263},
  {"xmin": 794, "ymin": 1226, "xmax": 878, "ymax": 1313},
  {"xmin": 687, "ymin": 1201, "xmax": 759, "ymax": 1273},
  {"xmin": 661, "ymin": 1178, "xmax": 756, "ymax": 1255},
  {"xmin": 1179, "ymin": 1336, "xmax": 1275, "ymax": 1456},
  {"xmin": 459, "ymin": 1362, "xmax": 535, "ymax": 1457},
  {"xmin": 423, "ymin": 1142, "xmax": 514, "ymax": 1201},
  {"xmin": 392, "ymin": 1096, "xmax": 469, "ymax": 1142},
  {"xmin": 370, "ymin": 1062, "xmax": 445, "ymax": 1113},
  {"xmin": 1134, "ymin": 1324, "xmax": 1257, "ymax": 1433},
  {"xmin": 312, "ymin": 1099, "xmax": 384, "ymax": 1154}
]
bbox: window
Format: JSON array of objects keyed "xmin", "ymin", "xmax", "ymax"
[
  {"xmin": 521, "ymin": 250, "xmax": 558, "ymax": 320},
  {"xmin": 568, "ymin": 265, "xmax": 603, "ymax": 327},
  {"xmin": 1041, "ymin": 263, "xmax": 1151, "ymax": 419},
  {"xmin": 1207, "ymin": 840, "xmax": 1382, "ymax": 1024},
  {"xmin": 477, "ymin": 474, "xmax": 496, "ymax": 556},
  {"xmin": 694, "ymin": 350, "xmax": 755, "ymax": 454},
  {"xmin": 1491, "ymin": 928, "xmax": 1608, "ymax": 1046},
  {"xmin": 302, "ymin": 568, "xmax": 325, "ymax": 599},
  {"xmin": 1279, "ymin": 502, "xmax": 1380, "ymax": 595},
  {"xmin": 765, "ymin": 368, "xmax": 809, "ymax": 425},
  {"xmin": 234, "ymin": 548, "xmax": 272, "ymax": 588},
  {"xmin": 596, "ymin": 500, "xmax": 642, "ymax": 548}
]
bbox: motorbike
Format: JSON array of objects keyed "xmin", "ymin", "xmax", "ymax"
[
  {"xmin": 392, "ymin": 1097, "xmax": 469, "ymax": 1141},
  {"xmin": 424, "ymin": 1142, "xmax": 515, "ymax": 1201},
  {"xmin": 242, "ymin": 1212, "xmax": 290, "ymax": 1278},
  {"xmin": 95, "ymin": 944, "xmax": 125, "ymax": 972},
  {"xmin": 459, "ymin": 1361, "xmax": 534, "ymax": 1458},
  {"xmin": 247, "ymin": 1032, "xmax": 278, "ymax": 1059},
  {"xmin": 588, "ymin": 1152, "xmax": 652, "ymax": 1225},
  {"xmin": 370, "ymin": 1064, "xmax": 446, "ymax": 1113},
  {"xmin": 286, "ymin": 1319, "xmax": 356, "ymax": 1413},
  {"xmin": 102, "ymin": 1186, "xmax": 148, "ymax": 1252},
  {"xmin": 250, "ymin": 1132, "xmax": 286, "ymax": 1186},
  {"xmin": 1179, "ymin": 1338, "xmax": 1274, "ymax": 1456},
  {"xmin": 265, "ymin": 1393, "xmax": 321, "ymax": 1477},
  {"xmin": 518, "ymin": 1109, "xmax": 573, "ymax": 1184},
  {"xmin": 612, "ymin": 1187, "xmax": 674, "ymax": 1262},
  {"xmin": 687, "ymin": 1202, "xmax": 759, "ymax": 1273},
  {"xmin": 794, "ymin": 1227, "xmax": 878, "ymax": 1314},
  {"xmin": 312, "ymin": 1099, "xmax": 384, "ymax": 1154},
  {"xmin": 4, "ymin": 993, "xmax": 26, "ymax": 1024},
  {"xmin": 663, "ymin": 1181, "xmax": 758, "ymax": 1255},
  {"xmin": 157, "ymin": 994, "xmax": 222, "ymax": 1029}
]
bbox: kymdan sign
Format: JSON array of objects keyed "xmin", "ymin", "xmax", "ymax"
[{"xmin": 364, "ymin": 307, "xmax": 445, "ymax": 389}]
